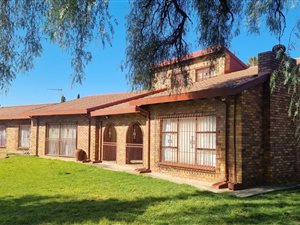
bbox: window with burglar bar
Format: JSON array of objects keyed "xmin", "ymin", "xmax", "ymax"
[{"xmin": 161, "ymin": 116, "xmax": 216, "ymax": 169}]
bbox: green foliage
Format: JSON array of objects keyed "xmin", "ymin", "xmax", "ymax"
[
  {"xmin": 270, "ymin": 45, "xmax": 300, "ymax": 136},
  {"xmin": 0, "ymin": 156, "xmax": 299, "ymax": 225},
  {"xmin": 126, "ymin": 0, "xmax": 299, "ymax": 89},
  {"xmin": 247, "ymin": 56, "xmax": 258, "ymax": 66},
  {"xmin": 61, "ymin": 95, "xmax": 66, "ymax": 102},
  {"xmin": 0, "ymin": 0, "xmax": 113, "ymax": 89}
]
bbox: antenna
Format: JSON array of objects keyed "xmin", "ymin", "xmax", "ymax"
[{"xmin": 48, "ymin": 88, "xmax": 63, "ymax": 91}]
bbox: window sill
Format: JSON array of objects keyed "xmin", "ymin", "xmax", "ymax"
[
  {"xmin": 45, "ymin": 154, "xmax": 74, "ymax": 158},
  {"xmin": 17, "ymin": 148, "xmax": 29, "ymax": 150},
  {"xmin": 159, "ymin": 162, "xmax": 216, "ymax": 172}
]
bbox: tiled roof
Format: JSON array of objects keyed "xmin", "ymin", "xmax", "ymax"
[
  {"xmin": 29, "ymin": 90, "xmax": 159, "ymax": 116},
  {"xmin": 0, "ymin": 104, "xmax": 55, "ymax": 120},
  {"xmin": 91, "ymin": 102, "xmax": 138, "ymax": 117},
  {"xmin": 131, "ymin": 66, "xmax": 266, "ymax": 106}
]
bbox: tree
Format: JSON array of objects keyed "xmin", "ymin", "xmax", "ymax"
[
  {"xmin": 247, "ymin": 56, "xmax": 258, "ymax": 66},
  {"xmin": 77, "ymin": 93, "xmax": 80, "ymax": 99},
  {"xmin": 0, "ymin": 1, "xmax": 300, "ymax": 127},
  {"xmin": 61, "ymin": 95, "xmax": 66, "ymax": 103},
  {"xmin": 0, "ymin": 0, "xmax": 114, "ymax": 90}
]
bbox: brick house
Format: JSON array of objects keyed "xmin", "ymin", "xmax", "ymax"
[{"xmin": 0, "ymin": 46, "xmax": 299, "ymax": 190}]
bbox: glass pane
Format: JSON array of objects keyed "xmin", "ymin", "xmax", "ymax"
[
  {"xmin": 60, "ymin": 124, "xmax": 76, "ymax": 157},
  {"xmin": 197, "ymin": 133, "xmax": 216, "ymax": 149},
  {"xmin": 0, "ymin": 126, "xmax": 6, "ymax": 147},
  {"xmin": 20, "ymin": 125, "xmax": 30, "ymax": 148},
  {"xmin": 196, "ymin": 150, "xmax": 216, "ymax": 167},
  {"xmin": 178, "ymin": 118, "xmax": 196, "ymax": 164},
  {"xmin": 162, "ymin": 119, "xmax": 177, "ymax": 132},
  {"xmin": 47, "ymin": 124, "xmax": 60, "ymax": 155},
  {"xmin": 162, "ymin": 133, "xmax": 177, "ymax": 147},
  {"xmin": 197, "ymin": 116, "xmax": 216, "ymax": 132},
  {"xmin": 163, "ymin": 147, "xmax": 177, "ymax": 162}
]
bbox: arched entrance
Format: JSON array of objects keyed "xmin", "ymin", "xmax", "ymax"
[
  {"xmin": 102, "ymin": 124, "xmax": 117, "ymax": 161},
  {"xmin": 126, "ymin": 123, "xmax": 143, "ymax": 164}
]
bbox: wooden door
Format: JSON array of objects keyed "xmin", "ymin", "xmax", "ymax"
[
  {"xmin": 126, "ymin": 123, "xmax": 143, "ymax": 164},
  {"xmin": 103, "ymin": 125, "xmax": 117, "ymax": 161}
]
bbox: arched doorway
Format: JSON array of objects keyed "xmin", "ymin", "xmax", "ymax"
[
  {"xmin": 126, "ymin": 123, "xmax": 143, "ymax": 164},
  {"xmin": 102, "ymin": 124, "xmax": 117, "ymax": 161}
]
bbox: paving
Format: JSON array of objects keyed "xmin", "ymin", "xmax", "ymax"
[
  {"xmin": 232, "ymin": 183, "xmax": 300, "ymax": 198},
  {"xmin": 94, "ymin": 161, "xmax": 300, "ymax": 196},
  {"xmin": 94, "ymin": 161, "xmax": 227, "ymax": 193}
]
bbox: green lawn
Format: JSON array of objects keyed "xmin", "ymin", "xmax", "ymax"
[{"xmin": 0, "ymin": 156, "xmax": 299, "ymax": 225}]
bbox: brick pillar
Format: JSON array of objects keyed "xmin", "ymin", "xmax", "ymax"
[{"xmin": 259, "ymin": 45, "xmax": 300, "ymax": 184}]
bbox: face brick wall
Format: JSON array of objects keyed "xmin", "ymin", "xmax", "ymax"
[
  {"xmin": 239, "ymin": 85, "xmax": 265, "ymax": 187},
  {"xmin": 147, "ymin": 98, "xmax": 227, "ymax": 183},
  {"xmin": 94, "ymin": 114, "xmax": 147, "ymax": 166},
  {"xmin": 0, "ymin": 119, "xmax": 32, "ymax": 153},
  {"xmin": 31, "ymin": 115, "xmax": 91, "ymax": 157}
]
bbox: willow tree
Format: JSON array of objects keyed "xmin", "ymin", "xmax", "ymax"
[{"xmin": 0, "ymin": 1, "xmax": 300, "ymax": 126}]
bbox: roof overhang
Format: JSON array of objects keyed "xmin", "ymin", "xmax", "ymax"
[
  {"xmin": 0, "ymin": 115, "xmax": 31, "ymax": 120},
  {"xmin": 30, "ymin": 109, "xmax": 87, "ymax": 117},
  {"xmin": 130, "ymin": 73, "xmax": 269, "ymax": 106},
  {"xmin": 91, "ymin": 106, "xmax": 138, "ymax": 117}
]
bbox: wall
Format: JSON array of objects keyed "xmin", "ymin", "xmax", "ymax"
[
  {"xmin": 153, "ymin": 57, "xmax": 226, "ymax": 90},
  {"xmin": 31, "ymin": 115, "xmax": 92, "ymax": 158},
  {"xmin": 94, "ymin": 114, "xmax": 147, "ymax": 166},
  {"xmin": 0, "ymin": 119, "xmax": 32, "ymax": 153},
  {"xmin": 239, "ymin": 85, "xmax": 265, "ymax": 188},
  {"xmin": 147, "ymin": 98, "xmax": 228, "ymax": 184}
]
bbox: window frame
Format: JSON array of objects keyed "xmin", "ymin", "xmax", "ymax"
[
  {"xmin": 45, "ymin": 122, "xmax": 78, "ymax": 157},
  {"xmin": 0, "ymin": 125, "xmax": 6, "ymax": 148},
  {"xmin": 159, "ymin": 115, "xmax": 217, "ymax": 171},
  {"xmin": 18, "ymin": 124, "xmax": 31, "ymax": 149}
]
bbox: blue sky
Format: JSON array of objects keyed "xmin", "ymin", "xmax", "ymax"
[{"xmin": 1, "ymin": 1, "xmax": 300, "ymax": 106}]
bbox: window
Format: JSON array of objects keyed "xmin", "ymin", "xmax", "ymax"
[
  {"xmin": 46, "ymin": 123, "xmax": 77, "ymax": 157},
  {"xmin": 0, "ymin": 126, "xmax": 6, "ymax": 147},
  {"xmin": 196, "ymin": 66, "xmax": 217, "ymax": 81},
  {"xmin": 161, "ymin": 116, "xmax": 217, "ymax": 169},
  {"xmin": 19, "ymin": 125, "xmax": 30, "ymax": 149}
]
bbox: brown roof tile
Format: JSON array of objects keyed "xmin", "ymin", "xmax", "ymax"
[
  {"xmin": 91, "ymin": 102, "xmax": 138, "ymax": 117},
  {"xmin": 30, "ymin": 90, "xmax": 162, "ymax": 116},
  {"xmin": 0, "ymin": 104, "xmax": 56, "ymax": 120}
]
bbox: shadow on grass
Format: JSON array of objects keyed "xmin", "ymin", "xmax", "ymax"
[{"xmin": 0, "ymin": 190, "xmax": 299, "ymax": 225}]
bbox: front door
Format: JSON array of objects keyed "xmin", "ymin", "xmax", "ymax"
[
  {"xmin": 126, "ymin": 123, "xmax": 143, "ymax": 164},
  {"xmin": 102, "ymin": 125, "xmax": 117, "ymax": 161}
]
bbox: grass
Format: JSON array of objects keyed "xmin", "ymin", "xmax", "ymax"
[{"xmin": 0, "ymin": 156, "xmax": 299, "ymax": 225}]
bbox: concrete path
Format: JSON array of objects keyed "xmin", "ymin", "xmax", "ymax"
[
  {"xmin": 94, "ymin": 162, "xmax": 227, "ymax": 193},
  {"xmin": 232, "ymin": 183, "xmax": 300, "ymax": 198}
]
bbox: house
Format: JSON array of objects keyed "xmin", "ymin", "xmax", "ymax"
[{"xmin": 0, "ymin": 46, "xmax": 299, "ymax": 190}]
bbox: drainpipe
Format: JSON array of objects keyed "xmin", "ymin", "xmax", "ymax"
[
  {"xmin": 233, "ymin": 95, "xmax": 238, "ymax": 185},
  {"xmin": 88, "ymin": 116, "xmax": 91, "ymax": 160},
  {"xmin": 213, "ymin": 97, "xmax": 229, "ymax": 189},
  {"xmin": 99, "ymin": 120, "xmax": 103, "ymax": 162},
  {"xmin": 136, "ymin": 106, "xmax": 151, "ymax": 173},
  {"xmin": 35, "ymin": 117, "xmax": 40, "ymax": 156}
]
